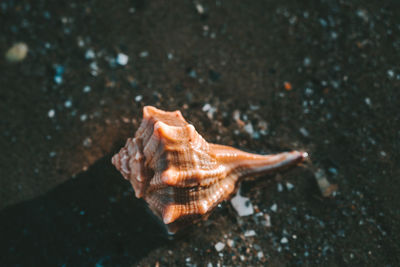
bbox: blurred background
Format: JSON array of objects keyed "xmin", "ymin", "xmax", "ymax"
[{"xmin": 0, "ymin": 0, "xmax": 399, "ymax": 266}]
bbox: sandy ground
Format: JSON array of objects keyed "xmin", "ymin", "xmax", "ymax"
[{"xmin": 1, "ymin": 0, "xmax": 399, "ymax": 266}]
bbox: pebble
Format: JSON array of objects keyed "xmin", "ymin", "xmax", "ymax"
[
  {"xmin": 48, "ymin": 109, "xmax": 55, "ymax": 118},
  {"xmin": 230, "ymin": 191, "xmax": 254, "ymax": 216},
  {"xmin": 244, "ymin": 123, "xmax": 254, "ymax": 136},
  {"xmin": 286, "ymin": 182, "xmax": 294, "ymax": 191},
  {"xmin": 299, "ymin": 127, "xmax": 309, "ymax": 137},
  {"xmin": 227, "ymin": 239, "xmax": 235, "ymax": 247},
  {"xmin": 244, "ymin": 230, "xmax": 256, "ymax": 237},
  {"xmin": 5, "ymin": 42, "xmax": 28, "ymax": 62},
  {"xmin": 80, "ymin": 114, "xmax": 87, "ymax": 121},
  {"xmin": 83, "ymin": 137, "xmax": 92, "ymax": 147},
  {"xmin": 214, "ymin": 242, "xmax": 225, "ymax": 252},
  {"xmin": 387, "ymin": 69, "xmax": 394, "ymax": 78},
  {"xmin": 277, "ymin": 183, "xmax": 284, "ymax": 192},
  {"xmin": 116, "ymin": 53, "xmax": 129, "ymax": 65},
  {"xmin": 64, "ymin": 100, "xmax": 72, "ymax": 108},
  {"xmin": 85, "ymin": 49, "xmax": 95, "ymax": 59},
  {"xmin": 195, "ymin": 3, "xmax": 204, "ymax": 14},
  {"xmin": 135, "ymin": 95, "xmax": 143, "ymax": 102},
  {"xmin": 139, "ymin": 51, "xmax": 149, "ymax": 58},
  {"xmin": 280, "ymin": 237, "xmax": 289, "ymax": 244},
  {"xmin": 83, "ymin": 86, "xmax": 91, "ymax": 93},
  {"xmin": 263, "ymin": 214, "xmax": 272, "ymax": 227},
  {"xmin": 270, "ymin": 203, "xmax": 278, "ymax": 212}
]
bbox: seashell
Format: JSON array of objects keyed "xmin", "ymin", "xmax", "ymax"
[{"xmin": 112, "ymin": 106, "xmax": 307, "ymax": 234}]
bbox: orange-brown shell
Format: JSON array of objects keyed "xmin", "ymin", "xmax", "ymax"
[{"xmin": 112, "ymin": 106, "xmax": 307, "ymax": 234}]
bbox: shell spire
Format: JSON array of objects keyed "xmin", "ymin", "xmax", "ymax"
[{"xmin": 112, "ymin": 106, "xmax": 307, "ymax": 234}]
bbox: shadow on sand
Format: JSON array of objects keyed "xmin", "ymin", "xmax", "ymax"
[{"xmin": 0, "ymin": 154, "xmax": 168, "ymax": 266}]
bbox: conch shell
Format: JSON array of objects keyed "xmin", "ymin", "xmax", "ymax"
[{"xmin": 112, "ymin": 106, "xmax": 307, "ymax": 234}]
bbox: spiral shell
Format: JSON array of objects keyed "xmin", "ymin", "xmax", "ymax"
[{"xmin": 112, "ymin": 106, "xmax": 307, "ymax": 233}]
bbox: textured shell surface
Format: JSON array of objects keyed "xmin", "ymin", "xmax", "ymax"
[{"xmin": 112, "ymin": 106, "xmax": 307, "ymax": 234}]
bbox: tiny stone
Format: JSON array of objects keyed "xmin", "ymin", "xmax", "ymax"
[
  {"xmin": 244, "ymin": 230, "xmax": 256, "ymax": 237},
  {"xmin": 214, "ymin": 242, "xmax": 225, "ymax": 252},
  {"xmin": 270, "ymin": 203, "xmax": 278, "ymax": 212},
  {"xmin": 139, "ymin": 51, "xmax": 149, "ymax": 58},
  {"xmin": 54, "ymin": 75, "xmax": 63, "ymax": 84},
  {"xmin": 80, "ymin": 114, "xmax": 87, "ymax": 121},
  {"xmin": 299, "ymin": 127, "xmax": 309, "ymax": 137},
  {"xmin": 328, "ymin": 167, "xmax": 338, "ymax": 175},
  {"xmin": 116, "ymin": 53, "xmax": 129, "ymax": 65},
  {"xmin": 195, "ymin": 3, "xmax": 204, "ymax": 14},
  {"xmin": 167, "ymin": 53, "xmax": 173, "ymax": 60},
  {"xmin": 49, "ymin": 151, "xmax": 56, "ymax": 157},
  {"xmin": 286, "ymin": 182, "xmax": 294, "ymax": 191},
  {"xmin": 277, "ymin": 183, "xmax": 284, "ymax": 192},
  {"xmin": 230, "ymin": 191, "xmax": 254, "ymax": 216},
  {"xmin": 244, "ymin": 123, "xmax": 254, "ymax": 136},
  {"xmin": 257, "ymin": 251, "xmax": 264, "ymax": 260},
  {"xmin": 135, "ymin": 95, "xmax": 143, "ymax": 102},
  {"xmin": 83, "ymin": 137, "xmax": 92, "ymax": 147},
  {"xmin": 280, "ymin": 237, "xmax": 289, "ymax": 244},
  {"xmin": 85, "ymin": 49, "xmax": 95, "ymax": 59},
  {"xmin": 83, "ymin": 85, "xmax": 91, "ymax": 93},
  {"xmin": 365, "ymin": 97, "xmax": 372, "ymax": 106},
  {"xmin": 387, "ymin": 69, "xmax": 394, "ymax": 78},
  {"xmin": 48, "ymin": 109, "xmax": 55, "ymax": 118},
  {"xmin": 263, "ymin": 214, "xmax": 272, "ymax": 227},
  {"xmin": 227, "ymin": 239, "xmax": 235, "ymax": 247},
  {"xmin": 5, "ymin": 42, "xmax": 28, "ymax": 62},
  {"xmin": 64, "ymin": 100, "xmax": 72, "ymax": 108},
  {"xmin": 303, "ymin": 57, "xmax": 311, "ymax": 66}
]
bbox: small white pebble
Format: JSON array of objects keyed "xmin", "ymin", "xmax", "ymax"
[
  {"xmin": 286, "ymin": 182, "xmax": 294, "ymax": 191},
  {"xmin": 85, "ymin": 49, "xmax": 95, "ymax": 59},
  {"xmin": 167, "ymin": 53, "xmax": 173, "ymax": 60},
  {"xmin": 270, "ymin": 203, "xmax": 278, "ymax": 212},
  {"xmin": 5, "ymin": 42, "xmax": 28, "ymax": 62},
  {"xmin": 365, "ymin": 97, "xmax": 372, "ymax": 106},
  {"xmin": 49, "ymin": 151, "xmax": 56, "ymax": 157},
  {"xmin": 277, "ymin": 183, "xmax": 284, "ymax": 192},
  {"xmin": 48, "ymin": 109, "xmax": 55, "ymax": 118},
  {"xmin": 280, "ymin": 237, "xmax": 289, "ymax": 244},
  {"xmin": 139, "ymin": 51, "xmax": 149, "ymax": 58},
  {"xmin": 83, "ymin": 85, "xmax": 91, "ymax": 93},
  {"xmin": 264, "ymin": 214, "xmax": 272, "ymax": 227},
  {"xmin": 230, "ymin": 191, "xmax": 254, "ymax": 216},
  {"xmin": 244, "ymin": 230, "xmax": 256, "ymax": 237},
  {"xmin": 244, "ymin": 123, "xmax": 254, "ymax": 136},
  {"xmin": 257, "ymin": 251, "xmax": 264, "ymax": 260},
  {"xmin": 299, "ymin": 127, "xmax": 309, "ymax": 137},
  {"xmin": 116, "ymin": 53, "xmax": 129, "ymax": 65},
  {"xmin": 135, "ymin": 95, "xmax": 143, "ymax": 102},
  {"xmin": 387, "ymin": 69, "xmax": 394, "ymax": 78},
  {"xmin": 80, "ymin": 114, "xmax": 87, "ymax": 121},
  {"xmin": 195, "ymin": 3, "xmax": 204, "ymax": 14},
  {"xmin": 64, "ymin": 100, "xmax": 72, "ymax": 108},
  {"xmin": 227, "ymin": 239, "xmax": 234, "ymax": 247},
  {"xmin": 83, "ymin": 137, "xmax": 92, "ymax": 147},
  {"xmin": 214, "ymin": 242, "xmax": 225, "ymax": 252}
]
